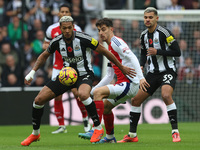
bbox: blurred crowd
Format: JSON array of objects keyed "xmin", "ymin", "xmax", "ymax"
[{"xmin": 0, "ymin": 0, "xmax": 200, "ymax": 87}]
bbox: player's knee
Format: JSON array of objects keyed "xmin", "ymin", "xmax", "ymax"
[
  {"xmin": 162, "ymin": 93, "xmax": 171, "ymax": 101},
  {"xmin": 93, "ymin": 88, "xmax": 103, "ymax": 99},
  {"xmin": 78, "ymin": 92, "xmax": 90, "ymax": 101},
  {"xmin": 34, "ymin": 96, "xmax": 45, "ymax": 105},
  {"xmin": 131, "ymin": 97, "xmax": 141, "ymax": 106}
]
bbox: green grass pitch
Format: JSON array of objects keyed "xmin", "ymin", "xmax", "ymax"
[{"xmin": 0, "ymin": 122, "xmax": 199, "ymax": 150}]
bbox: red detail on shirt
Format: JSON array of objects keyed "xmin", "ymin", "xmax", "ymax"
[
  {"xmin": 50, "ymin": 24, "xmax": 77, "ymax": 70},
  {"xmin": 149, "ymin": 39, "xmax": 153, "ymax": 45},
  {"xmin": 108, "ymin": 42, "xmax": 130, "ymax": 84},
  {"xmin": 67, "ymin": 47, "xmax": 72, "ymax": 52}
]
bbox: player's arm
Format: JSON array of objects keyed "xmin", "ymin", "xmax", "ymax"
[
  {"xmin": 156, "ymin": 37, "xmax": 181, "ymax": 57},
  {"xmin": 91, "ymin": 63, "xmax": 114, "ymax": 95},
  {"xmin": 25, "ymin": 50, "xmax": 51, "ymax": 85},
  {"xmin": 147, "ymin": 30, "xmax": 181, "ymax": 57},
  {"xmin": 95, "ymin": 43, "xmax": 136, "ymax": 78},
  {"xmin": 140, "ymin": 35, "xmax": 147, "ymax": 68}
]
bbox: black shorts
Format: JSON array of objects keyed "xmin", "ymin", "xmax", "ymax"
[
  {"xmin": 46, "ymin": 73, "xmax": 94, "ymax": 97},
  {"xmin": 145, "ymin": 70, "xmax": 177, "ymax": 95}
]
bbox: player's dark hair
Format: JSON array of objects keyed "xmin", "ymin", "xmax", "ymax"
[
  {"xmin": 96, "ymin": 18, "xmax": 113, "ymax": 27},
  {"xmin": 144, "ymin": 7, "xmax": 158, "ymax": 16},
  {"xmin": 59, "ymin": 3, "xmax": 72, "ymax": 13}
]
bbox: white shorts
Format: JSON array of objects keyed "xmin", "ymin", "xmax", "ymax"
[
  {"xmin": 51, "ymin": 68, "xmax": 61, "ymax": 81},
  {"xmin": 106, "ymin": 82, "xmax": 139, "ymax": 106}
]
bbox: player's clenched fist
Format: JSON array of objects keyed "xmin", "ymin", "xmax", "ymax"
[{"xmin": 24, "ymin": 70, "xmax": 35, "ymax": 85}]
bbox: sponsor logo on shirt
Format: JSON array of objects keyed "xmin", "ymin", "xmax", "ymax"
[
  {"xmin": 166, "ymin": 35, "xmax": 175, "ymax": 45},
  {"xmin": 63, "ymin": 56, "xmax": 83, "ymax": 63}
]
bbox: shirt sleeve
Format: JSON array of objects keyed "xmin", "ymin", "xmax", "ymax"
[
  {"xmin": 47, "ymin": 40, "xmax": 59, "ymax": 54},
  {"xmin": 90, "ymin": 63, "xmax": 114, "ymax": 95},
  {"xmin": 157, "ymin": 29, "xmax": 181, "ymax": 57},
  {"xmin": 140, "ymin": 34, "xmax": 147, "ymax": 67}
]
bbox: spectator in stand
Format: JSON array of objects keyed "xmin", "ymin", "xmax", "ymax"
[
  {"xmin": 156, "ymin": 0, "xmax": 172, "ymax": 9},
  {"xmin": 23, "ymin": 41, "xmax": 34, "ymax": 69},
  {"xmin": 171, "ymin": 25, "xmax": 182, "ymax": 42},
  {"xmin": 192, "ymin": 38, "xmax": 200, "ymax": 68},
  {"xmin": 84, "ymin": 15, "xmax": 99, "ymax": 40},
  {"xmin": 5, "ymin": 73, "xmax": 21, "ymax": 87},
  {"xmin": 72, "ymin": 5, "xmax": 86, "ymax": 31},
  {"xmin": 31, "ymin": 30, "xmax": 45, "ymax": 57},
  {"xmin": 178, "ymin": 0, "xmax": 193, "ymax": 9},
  {"xmin": 1, "ymin": 54, "xmax": 21, "ymax": 87},
  {"xmin": 166, "ymin": 0, "xmax": 184, "ymax": 32},
  {"xmin": 31, "ymin": 75, "xmax": 46, "ymax": 86},
  {"xmin": 6, "ymin": 0, "xmax": 30, "ymax": 22},
  {"xmin": 192, "ymin": 0, "xmax": 200, "ymax": 9},
  {"xmin": 48, "ymin": 0, "xmax": 66, "ymax": 23},
  {"xmin": 178, "ymin": 57, "xmax": 199, "ymax": 85},
  {"xmin": 178, "ymin": 39, "xmax": 190, "ymax": 68},
  {"xmin": 0, "ymin": 27, "xmax": 10, "ymax": 48},
  {"xmin": 105, "ymin": 0, "xmax": 127, "ymax": 9},
  {"xmin": 123, "ymin": 20, "xmax": 141, "ymax": 48},
  {"xmin": 134, "ymin": 0, "xmax": 156, "ymax": 9},
  {"xmin": 0, "ymin": 0, "xmax": 8, "ymax": 27},
  {"xmin": 28, "ymin": 19, "xmax": 44, "ymax": 41},
  {"xmin": 24, "ymin": 57, "xmax": 46, "ymax": 86},
  {"xmin": 82, "ymin": 0, "xmax": 105, "ymax": 21},
  {"xmin": 0, "ymin": 42, "xmax": 19, "ymax": 66},
  {"xmin": 28, "ymin": 0, "xmax": 49, "ymax": 30},
  {"xmin": 113, "ymin": 19, "xmax": 124, "ymax": 38},
  {"xmin": 7, "ymin": 15, "xmax": 28, "ymax": 49}
]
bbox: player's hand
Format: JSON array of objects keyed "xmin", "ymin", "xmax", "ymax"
[
  {"xmin": 139, "ymin": 78, "xmax": 150, "ymax": 92},
  {"xmin": 147, "ymin": 47, "xmax": 157, "ymax": 56},
  {"xmin": 42, "ymin": 42, "xmax": 49, "ymax": 50},
  {"xmin": 24, "ymin": 70, "xmax": 35, "ymax": 85},
  {"xmin": 122, "ymin": 66, "xmax": 136, "ymax": 78}
]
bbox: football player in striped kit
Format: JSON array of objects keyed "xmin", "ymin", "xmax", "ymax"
[
  {"xmin": 43, "ymin": 3, "xmax": 90, "ymax": 134},
  {"xmin": 118, "ymin": 7, "xmax": 181, "ymax": 143}
]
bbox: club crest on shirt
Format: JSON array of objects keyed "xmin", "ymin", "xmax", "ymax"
[
  {"xmin": 75, "ymin": 45, "xmax": 80, "ymax": 51},
  {"xmin": 154, "ymin": 38, "xmax": 159, "ymax": 44}
]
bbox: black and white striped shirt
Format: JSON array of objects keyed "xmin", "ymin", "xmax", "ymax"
[
  {"xmin": 140, "ymin": 25, "xmax": 181, "ymax": 73},
  {"xmin": 47, "ymin": 31, "xmax": 99, "ymax": 76}
]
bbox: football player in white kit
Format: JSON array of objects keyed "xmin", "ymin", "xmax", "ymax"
[{"xmin": 78, "ymin": 18, "xmax": 149, "ymax": 143}]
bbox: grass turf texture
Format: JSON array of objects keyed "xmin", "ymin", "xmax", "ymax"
[{"xmin": 0, "ymin": 122, "xmax": 199, "ymax": 150}]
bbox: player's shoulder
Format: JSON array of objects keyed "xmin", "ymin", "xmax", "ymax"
[
  {"xmin": 74, "ymin": 24, "xmax": 82, "ymax": 32},
  {"xmin": 140, "ymin": 29, "xmax": 148, "ymax": 37},
  {"xmin": 50, "ymin": 34, "xmax": 62, "ymax": 44},
  {"xmin": 111, "ymin": 36, "xmax": 124, "ymax": 47},
  {"xmin": 46, "ymin": 22, "xmax": 60, "ymax": 32},
  {"xmin": 157, "ymin": 25, "xmax": 171, "ymax": 37},
  {"xmin": 75, "ymin": 31, "xmax": 92, "ymax": 40}
]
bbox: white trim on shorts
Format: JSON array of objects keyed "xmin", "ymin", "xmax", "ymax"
[
  {"xmin": 106, "ymin": 82, "xmax": 139, "ymax": 106},
  {"xmin": 51, "ymin": 68, "xmax": 61, "ymax": 81}
]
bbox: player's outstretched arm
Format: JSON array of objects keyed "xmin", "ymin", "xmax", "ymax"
[
  {"xmin": 24, "ymin": 50, "xmax": 51, "ymax": 85},
  {"xmin": 95, "ymin": 43, "xmax": 136, "ymax": 78}
]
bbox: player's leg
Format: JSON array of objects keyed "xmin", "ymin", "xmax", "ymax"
[
  {"xmin": 52, "ymin": 94, "xmax": 67, "ymax": 134},
  {"xmin": 51, "ymin": 68, "xmax": 66, "ymax": 134},
  {"xmin": 117, "ymin": 89, "xmax": 150, "ymax": 143},
  {"xmin": 71, "ymin": 87, "xmax": 91, "ymax": 132},
  {"xmin": 95, "ymin": 82, "xmax": 132, "ymax": 143},
  {"xmin": 21, "ymin": 86, "xmax": 57, "ymax": 146},
  {"xmin": 97, "ymin": 99, "xmax": 116, "ymax": 143},
  {"xmin": 161, "ymin": 84, "xmax": 181, "ymax": 142}
]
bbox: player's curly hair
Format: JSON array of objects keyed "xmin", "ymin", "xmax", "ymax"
[{"xmin": 96, "ymin": 18, "xmax": 113, "ymax": 27}]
